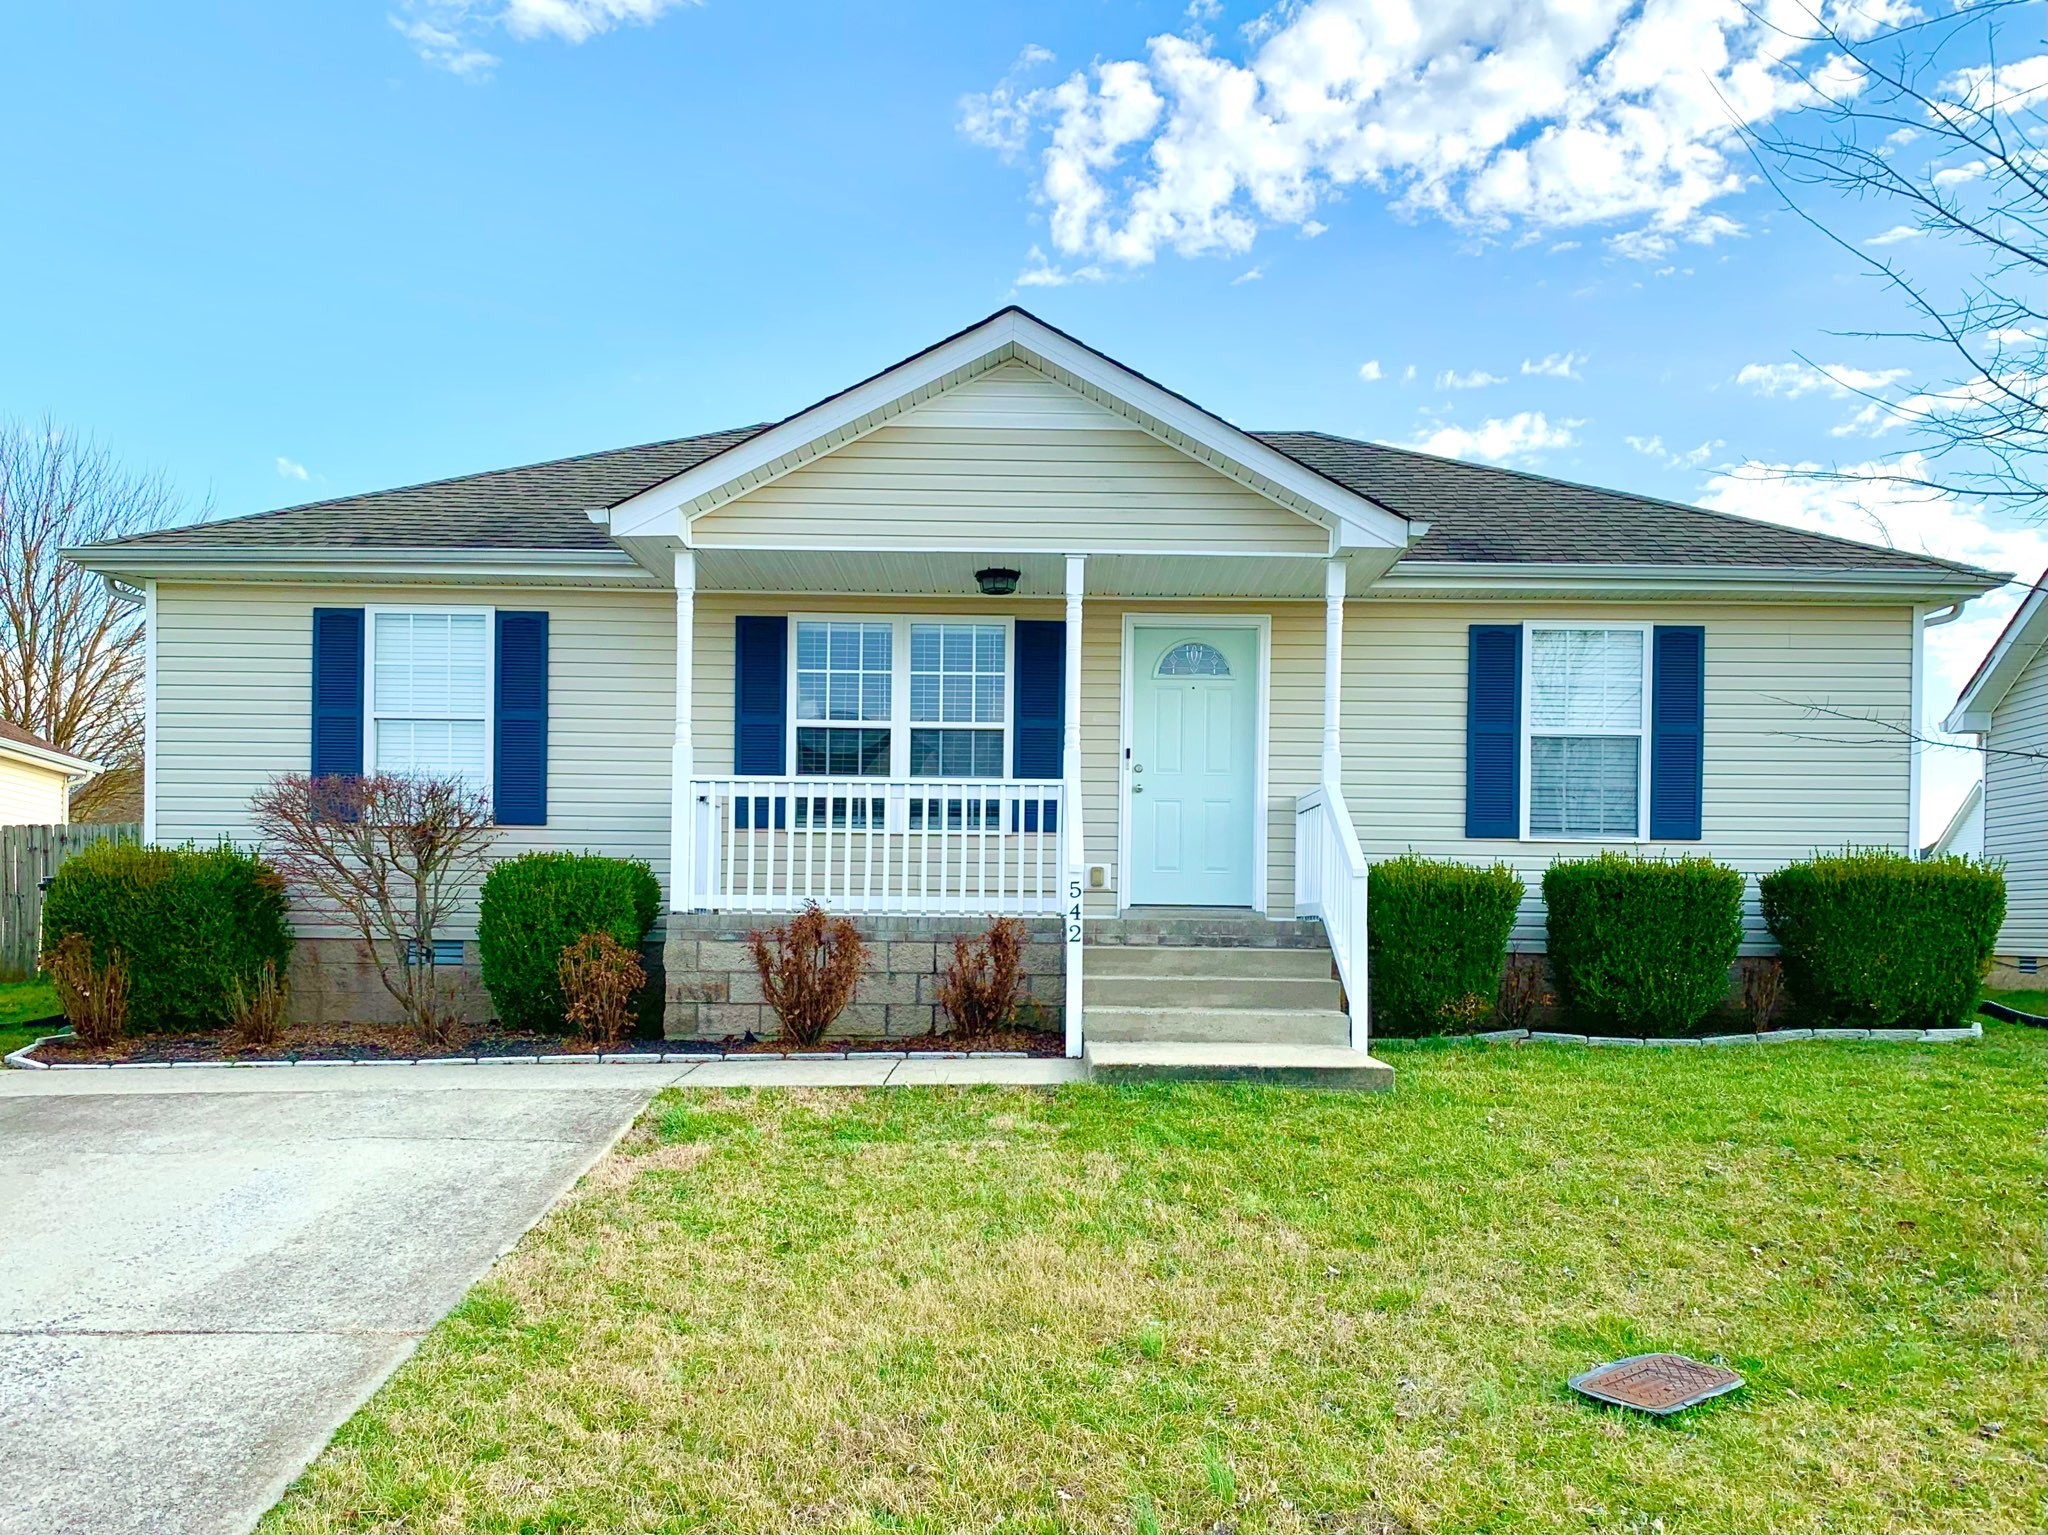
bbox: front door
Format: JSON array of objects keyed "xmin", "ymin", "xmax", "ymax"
[{"xmin": 1129, "ymin": 624, "xmax": 1258, "ymax": 907}]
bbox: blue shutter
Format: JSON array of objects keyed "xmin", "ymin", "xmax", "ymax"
[
  {"xmin": 1650, "ymin": 625, "xmax": 1705, "ymax": 840},
  {"xmin": 1012, "ymin": 619, "xmax": 1064, "ymax": 833},
  {"xmin": 494, "ymin": 611, "xmax": 548, "ymax": 826},
  {"xmin": 310, "ymin": 608, "xmax": 364, "ymax": 779},
  {"xmin": 734, "ymin": 616, "xmax": 787, "ymax": 830},
  {"xmin": 1465, "ymin": 624, "xmax": 1521, "ymax": 838}
]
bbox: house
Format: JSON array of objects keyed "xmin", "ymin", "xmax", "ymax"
[
  {"xmin": 1943, "ymin": 572, "xmax": 2047, "ymax": 984},
  {"xmin": 1925, "ymin": 780, "xmax": 1983, "ymax": 860},
  {"xmin": 68, "ymin": 308, "xmax": 2006, "ymax": 1075},
  {"xmin": 0, "ymin": 721, "xmax": 99, "ymax": 826}
]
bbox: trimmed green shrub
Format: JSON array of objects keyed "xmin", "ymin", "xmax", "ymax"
[
  {"xmin": 478, "ymin": 853, "xmax": 659, "ymax": 1033},
  {"xmin": 1543, "ymin": 852, "xmax": 1745, "ymax": 1036},
  {"xmin": 1367, "ymin": 855, "xmax": 1525, "ymax": 1036},
  {"xmin": 41, "ymin": 841, "xmax": 293, "ymax": 1032},
  {"xmin": 1760, "ymin": 851, "xmax": 2004, "ymax": 1027}
]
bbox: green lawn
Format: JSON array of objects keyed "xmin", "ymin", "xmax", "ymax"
[
  {"xmin": 265, "ymin": 1024, "xmax": 2044, "ymax": 1534},
  {"xmin": 1986, "ymin": 986, "xmax": 2047, "ymax": 1017},
  {"xmin": 0, "ymin": 977, "xmax": 61, "ymax": 1057}
]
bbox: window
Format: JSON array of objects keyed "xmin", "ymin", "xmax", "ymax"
[
  {"xmin": 369, "ymin": 609, "xmax": 490, "ymax": 789},
  {"xmin": 794, "ymin": 620, "xmax": 892, "ymax": 776},
  {"xmin": 1156, "ymin": 641, "xmax": 1232, "ymax": 677},
  {"xmin": 909, "ymin": 622, "xmax": 1005, "ymax": 777},
  {"xmin": 1524, "ymin": 626, "xmax": 1647, "ymax": 838},
  {"xmin": 788, "ymin": 616, "xmax": 1012, "ymax": 780}
]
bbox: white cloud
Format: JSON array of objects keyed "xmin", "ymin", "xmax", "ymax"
[
  {"xmin": 1435, "ymin": 367, "xmax": 1507, "ymax": 390},
  {"xmin": 392, "ymin": 0, "xmax": 699, "ymax": 75},
  {"xmin": 1299, "ymin": 219, "xmax": 1328, "ymax": 238},
  {"xmin": 1943, "ymin": 54, "xmax": 2048, "ymax": 113},
  {"xmin": 965, "ymin": 0, "xmax": 1864, "ymax": 271},
  {"xmin": 1231, "ymin": 264, "xmax": 1265, "ymax": 284},
  {"xmin": 1357, "ymin": 359, "xmax": 1384, "ymax": 382},
  {"xmin": 1414, "ymin": 411, "xmax": 1580, "ymax": 463},
  {"xmin": 1735, "ymin": 360, "xmax": 1911, "ymax": 399},
  {"xmin": 1696, "ymin": 455, "xmax": 2048, "ymax": 829},
  {"xmin": 959, "ymin": 45, "xmax": 1057, "ymax": 160},
  {"xmin": 275, "ymin": 457, "xmax": 310, "ymax": 481},
  {"xmin": 1014, "ymin": 244, "xmax": 1107, "ymax": 288},
  {"xmin": 1625, "ymin": 433, "xmax": 1721, "ymax": 468},
  {"xmin": 1548, "ymin": 239, "xmax": 1582, "ymax": 253},
  {"xmin": 1401, "ymin": 364, "xmax": 1417, "ymax": 384},
  {"xmin": 1522, "ymin": 350, "xmax": 1586, "ymax": 379},
  {"xmin": 1863, "ymin": 223, "xmax": 1923, "ymax": 246}
]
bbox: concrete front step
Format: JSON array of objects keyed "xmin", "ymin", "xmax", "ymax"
[
  {"xmin": 1084, "ymin": 1041, "xmax": 1393, "ymax": 1091},
  {"xmin": 1084, "ymin": 945, "xmax": 1334, "ymax": 979},
  {"xmin": 1084, "ymin": 1006, "xmax": 1351, "ymax": 1047},
  {"xmin": 1084, "ymin": 974, "xmax": 1344, "ymax": 1011}
]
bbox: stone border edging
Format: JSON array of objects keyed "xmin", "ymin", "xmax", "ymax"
[
  {"xmin": 1467, "ymin": 1022, "xmax": 1983, "ymax": 1048},
  {"xmin": 3, "ymin": 1036, "xmax": 1035, "ymax": 1072}
]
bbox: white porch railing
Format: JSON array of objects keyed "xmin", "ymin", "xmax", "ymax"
[
  {"xmin": 1294, "ymin": 782, "xmax": 1370, "ymax": 1050},
  {"xmin": 687, "ymin": 777, "xmax": 1065, "ymax": 915}
]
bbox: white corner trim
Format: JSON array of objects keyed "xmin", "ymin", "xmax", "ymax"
[{"xmin": 142, "ymin": 578, "xmax": 157, "ymax": 844}]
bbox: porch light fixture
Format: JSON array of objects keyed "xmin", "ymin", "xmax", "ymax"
[{"xmin": 975, "ymin": 567, "xmax": 1021, "ymax": 596}]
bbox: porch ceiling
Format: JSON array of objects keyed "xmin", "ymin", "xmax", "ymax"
[{"xmin": 691, "ymin": 547, "xmax": 1362, "ymax": 598}]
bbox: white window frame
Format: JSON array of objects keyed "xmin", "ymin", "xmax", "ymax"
[
  {"xmin": 363, "ymin": 604, "xmax": 495, "ymax": 796},
  {"xmin": 785, "ymin": 613, "xmax": 1016, "ymax": 780},
  {"xmin": 1520, "ymin": 620, "xmax": 1652, "ymax": 842}
]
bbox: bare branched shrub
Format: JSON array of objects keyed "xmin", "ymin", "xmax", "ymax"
[
  {"xmin": 559, "ymin": 932, "xmax": 646, "ymax": 1049},
  {"xmin": 42, "ymin": 932, "xmax": 129, "ymax": 1048},
  {"xmin": 1434, "ymin": 992, "xmax": 1492, "ymax": 1036},
  {"xmin": 936, "ymin": 916, "xmax": 1027, "ymax": 1039},
  {"xmin": 225, "ymin": 959, "xmax": 289, "ymax": 1051},
  {"xmin": 1743, "ymin": 956, "xmax": 1786, "ymax": 1033},
  {"xmin": 748, "ymin": 903, "xmax": 869, "ymax": 1047},
  {"xmin": 251, "ymin": 772, "xmax": 500, "ymax": 1050},
  {"xmin": 1495, "ymin": 954, "xmax": 1553, "ymax": 1033}
]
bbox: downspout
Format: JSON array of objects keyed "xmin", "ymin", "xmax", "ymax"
[
  {"xmin": 1911, "ymin": 602, "xmax": 1967, "ymax": 856},
  {"xmin": 102, "ymin": 575, "xmax": 153, "ymax": 842}
]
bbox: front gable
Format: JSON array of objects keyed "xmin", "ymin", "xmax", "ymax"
[
  {"xmin": 690, "ymin": 360, "xmax": 1331, "ymax": 555},
  {"xmin": 603, "ymin": 308, "xmax": 1413, "ymax": 556}
]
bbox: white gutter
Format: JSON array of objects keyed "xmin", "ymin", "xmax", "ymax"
[
  {"xmin": 1369, "ymin": 561, "xmax": 2004, "ymax": 602},
  {"xmin": 62, "ymin": 546, "xmax": 659, "ymax": 586}
]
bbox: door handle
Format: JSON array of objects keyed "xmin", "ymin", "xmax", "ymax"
[{"xmin": 1132, "ymin": 785, "xmax": 1143, "ymax": 793}]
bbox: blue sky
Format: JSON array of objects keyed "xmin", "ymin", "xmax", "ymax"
[{"xmin": 4, "ymin": 0, "xmax": 2042, "ymax": 826}]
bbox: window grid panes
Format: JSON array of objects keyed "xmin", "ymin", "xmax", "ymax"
[
  {"xmin": 1156, "ymin": 641, "xmax": 1232, "ymax": 677},
  {"xmin": 795, "ymin": 621, "xmax": 892, "ymax": 777},
  {"xmin": 1527, "ymin": 627, "xmax": 1644, "ymax": 838},
  {"xmin": 909, "ymin": 622, "xmax": 1005, "ymax": 780},
  {"xmin": 371, "ymin": 612, "xmax": 489, "ymax": 787}
]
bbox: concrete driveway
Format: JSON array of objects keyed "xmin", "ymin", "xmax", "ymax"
[{"xmin": 0, "ymin": 1064, "xmax": 679, "ymax": 1535}]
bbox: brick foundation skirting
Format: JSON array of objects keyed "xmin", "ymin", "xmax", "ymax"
[{"xmin": 664, "ymin": 914, "xmax": 1065, "ymax": 1042}]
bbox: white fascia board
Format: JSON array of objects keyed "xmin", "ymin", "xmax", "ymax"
[
  {"xmin": 0, "ymin": 736, "xmax": 101, "ymax": 779},
  {"xmin": 61, "ymin": 546, "xmax": 659, "ymax": 587},
  {"xmin": 604, "ymin": 310, "xmax": 1411, "ymax": 549},
  {"xmin": 1368, "ymin": 561, "xmax": 2006, "ymax": 603},
  {"xmin": 1943, "ymin": 578, "xmax": 2047, "ymax": 730}
]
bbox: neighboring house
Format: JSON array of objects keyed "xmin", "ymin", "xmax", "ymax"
[
  {"xmin": 0, "ymin": 721, "xmax": 99, "ymax": 826},
  {"xmin": 1925, "ymin": 780, "xmax": 1984, "ymax": 861},
  {"xmin": 68, "ymin": 309, "xmax": 2006, "ymax": 1069},
  {"xmin": 1943, "ymin": 573, "xmax": 2048, "ymax": 983}
]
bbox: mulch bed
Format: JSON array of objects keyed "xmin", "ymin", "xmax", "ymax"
[{"xmin": 22, "ymin": 1022, "xmax": 1066, "ymax": 1064}]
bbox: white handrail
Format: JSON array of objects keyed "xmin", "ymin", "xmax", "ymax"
[
  {"xmin": 1294, "ymin": 779, "xmax": 1370, "ymax": 1051},
  {"xmin": 687, "ymin": 777, "xmax": 1065, "ymax": 915}
]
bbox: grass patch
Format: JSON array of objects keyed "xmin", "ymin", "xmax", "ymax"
[
  {"xmin": 0, "ymin": 976, "xmax": 61, "ymax": 1057},
  {"xmin": 1986, "ymin": 987, "xmax": 2046, "ymax": 1017},
  {"xmin": 265, "ymin": 1029, "xmax": 2045, "ymax": 1534}
]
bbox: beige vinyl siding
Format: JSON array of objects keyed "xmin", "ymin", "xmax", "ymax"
[
  {"xmin": 1341, "ymin": 601, "xmax": 1916, "ymax": 949},
  {"xmin": 693, "ymin": 366, "xmax": 1329, "ymax": 555},
  {"xmin": 153, "ymin": 582, "xmax": 675, "ymax": 937},
  {"xmin": 0, "ymin": 757, "xmax": 69, "ymax": 825},
  {"xmin": 1983, "ymin": 640, "xmax": 2047, "ymax": 957},
  {"xmin": 690, "ymin": 595, "xmax": 1320, "ymax": 920}
]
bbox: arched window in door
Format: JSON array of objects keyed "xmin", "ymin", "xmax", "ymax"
[{"xmin": 1155, "ymin": 641, "xmax": 1233, "ymax": 678}]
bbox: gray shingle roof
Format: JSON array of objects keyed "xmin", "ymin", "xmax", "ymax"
[{"xmin": 94, "ymin": 420, "xmax": 1990, "ymax": 580}]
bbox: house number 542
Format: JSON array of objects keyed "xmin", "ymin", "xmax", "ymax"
[{"xmin": 1066, "ymin": 879, "xmax": 1083, "ymax": 945}]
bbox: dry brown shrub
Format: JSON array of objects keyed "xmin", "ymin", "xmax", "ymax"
[
  {"xmin": 1495, "ymin": 954, "xmax": 1553, "ymax": 1032},
  {"xmin": 936, "ymin": 916, "xmax": 1027, "ymax": 1039},
  {"xmin": 225, "ymin": 958, "xmax": 290, "ymax": 1050},
  {"xmin": 559, "ymin": 931, "xmax": 646, "ymax": 1049},
  {"xmin": 1742, "ymin": 956, "xmax": 1786, "ymax": 1033},
  {"xmin": 43, "ymin": 932, "xmax": 130, "ymax": 1049},
  {"xmin": 748, "ymin": 903, "xmax": 869, "ymax": 1047},
  {"xmin": 1433, "ymin": 992, "xmax": 1492, "ymax": 1036}
]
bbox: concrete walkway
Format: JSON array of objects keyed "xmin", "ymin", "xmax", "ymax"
[{"xmin": 0, "ymin": 1057, "xmax": 1080, "ymax": 1535}]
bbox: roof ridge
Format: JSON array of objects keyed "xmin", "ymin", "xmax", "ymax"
[{"xmin": 1252, "ymin": 429, "xmax": 1997, "ymax": 580}]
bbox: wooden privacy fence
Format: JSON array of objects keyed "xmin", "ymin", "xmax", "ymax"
[{"xmin": 0, "ymin": 823, "xmax": 140, "ymax": 980}]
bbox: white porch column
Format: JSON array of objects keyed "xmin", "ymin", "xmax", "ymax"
[
  {"xmin": 669, "ymin": 549, "xmax": 696, "ymax": 913},
  {"xmin": 1063, "ymin": 554, "xmax": 1086, "ymax": 1058},
  {"xmin": 1322, "ymin": 558, "xmax": 1346, "ymax": 785}
]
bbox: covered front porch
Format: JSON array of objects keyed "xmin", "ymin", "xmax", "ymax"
[{"xmin": 661, "ymin": 548, "xmax": 1379, "ymax": 1062}]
